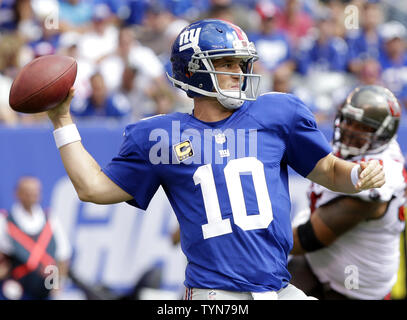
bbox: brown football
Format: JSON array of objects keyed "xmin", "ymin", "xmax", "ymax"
[{"xmin": 9, "ymin": 55, "xmax": 77, "ymax": 114}]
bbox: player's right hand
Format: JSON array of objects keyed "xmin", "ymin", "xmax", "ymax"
[
  {"xmin": 355, "ymin": 160, "xmax": 385, "ymax": 191},
  {"xmin": 47, "ymin": 87, "xmax": 75, "ymax": 128}
]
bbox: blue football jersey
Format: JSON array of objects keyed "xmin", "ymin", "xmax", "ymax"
[{"xmin": 103, "ymin": 93, "xmax": 332, "ymax": 292}]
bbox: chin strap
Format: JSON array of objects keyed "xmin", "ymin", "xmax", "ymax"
[
  {"xmin": 166, "ymin": 72, "xmax": 218, "ymax": 97},
  {"xmin": 216, "ymin": 90, "xmax": 245, "ymax": 109},
  {"xmin": 166, "ymin": 72, "xmax": 245, "ymax": 109}
]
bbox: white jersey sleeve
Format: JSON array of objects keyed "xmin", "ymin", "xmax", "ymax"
[
  {"xmin": 305, "ymin": 139, "xmax": 406, "ymax": 300},
  {"xmin": 310, "ymin": 139, "xmax": 406, "ymax": 208}
]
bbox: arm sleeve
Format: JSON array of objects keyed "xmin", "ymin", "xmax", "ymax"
[
  {"xmin": 102, "ymin": 125, "xmax": 161, "ymax": 210},
  {"xmin": 285, "ymin": 97, "xmax": 332, "ymax": 177}
]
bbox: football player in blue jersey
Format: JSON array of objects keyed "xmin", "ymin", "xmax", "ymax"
[{"xmin": 47, "ymin": 19, "xmax": 385, "ymax": 300}]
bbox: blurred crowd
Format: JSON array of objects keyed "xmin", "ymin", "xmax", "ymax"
[{"xmin": 1, "ymin": 0, "xmax": 407, "ymax": 127}]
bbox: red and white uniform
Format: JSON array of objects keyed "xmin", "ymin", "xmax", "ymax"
[{"xmin": 306, "ymin": 139, "xmax": 406, "ymax": 299}]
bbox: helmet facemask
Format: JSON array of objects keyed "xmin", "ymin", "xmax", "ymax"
[
  {"xmin": 334, "ymin": 115, "xmax": 377, "ymax": 159},
  {"xmin": 333, "ymin": 88, "xmax": 400, "ymax": 159},
  {"xmin": 167, "ymin": 21, "xmax": 261, "ymax": 110},
  {"xmin": 191, "ymin": 42, "xmax": 261, "ymax": 109}
]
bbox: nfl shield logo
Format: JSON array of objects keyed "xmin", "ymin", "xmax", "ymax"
[
  {"xmin": 208, "ymin": 290, "xmax": 216, "ymax": 300},
  {"xmin": 214, "ymin": 133, "xmax": 226, "ymax": 144}
]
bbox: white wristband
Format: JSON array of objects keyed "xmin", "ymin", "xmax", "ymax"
[
  {"xmin": 53, "ymin": 124, "xmax": 81, "ymax": 149},
  {"xmin": 351, "ymin": 164, "xmax": 360, "ymax": 187}
]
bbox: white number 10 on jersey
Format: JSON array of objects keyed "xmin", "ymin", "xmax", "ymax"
[{"xmin": 193, "ymin": 157, "xmax": 274, "ymax": 239}]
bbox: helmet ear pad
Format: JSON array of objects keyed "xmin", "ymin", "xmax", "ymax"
[
  {"xmin": 186, "ymin": 60, "xmax": 215, "ymax": 98},
  {"xmin": 171, "ymin": 52, "xmax": 215, "ymax": 98}
]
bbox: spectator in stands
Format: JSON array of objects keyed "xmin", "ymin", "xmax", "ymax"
[
  {"xmin": 272, "ymin": 66, "xmax": 325, "ymax": 124},
  {"xmin": 293, "ymin": 6, "xmax": 350, "ymax": 125},
  {"xmin": 328, "ymin": 58, "xmax": 384, "ymax": 117},
  {"xmin": 0, "ymin": 33, "xmax": 27, "ymax": 79},
  {"xmin": 58, "ymin": 0, "xmax": 94, "ymax": 33},
  {"xmin": 161, "ymin": 19, "xmax": 189, "ymax": 70},
  {"xmin": 99, "ymin": 26, "xmax": 165, "ymax": 94},
  {"xmin": 13, "ymin": 0, "xmax": 43, "ymax": 42},
  {"xmin": 346, "ymin": 1, "xmax": 384, "ymax": 76},
  {"xmin": 161, "ymin": 0, "xmax": 197, "ymax": 18},
  {"xmin": 0, "ymin": 33, "xmax": 19, "ymax": 125},
  {"xmin": 148, "ymin": 84, "xmax": 176, "ymax": 117},
  {"xmin": 0, "ymin": 72, "xmax": 17, "ymax": 125},
  {"xmin": 296, "ymin": 8, "xmax": 348, "ymax": 75},
  {"xmin": 26, "ymin": 15, "xmax": 62, "ymax": 59},
  {"xmin": 385, "ymin": 0, "xmax": 407, "ymax": 29},
  {"xmin": 92, "ymin": 0, "xmax": 129, "ymax": 25},
  {"xmin": 0, "ymin": 0, "xmax": 17, "ymax": 32},
  {"xmin": 150, "ymin": 16, "xmax": 193, "ymax": 115},
  {"xmin": 204, "ymin": 2, "xmax": 234, "ymax": 23},
  {"xmin": 112, "ymin": 65, "xmax": 144, "ymax": 121},
  {"xmin": 378, "ymin": 20, "xmax": 407, "ymax": 109},
  {"xmin": 200, "ymin": 0, "xmax": 256, "ymax": 33},
  {"xmin": 99, "ymin": 25, "xmax": 176, "ymax": 113},
  {"xmin": 249, "ymin": 1, "xmax": 295, "ymax": 75},
  {"xmin": 0, "ymin": 33, "xmax": 51, "ymax": 124},
  {"xmin": 321, "ymin": 0, "xmax": 347, "ymax": 38},
  {"xmin": 111, "ymin": 64, "xmax": 169, "ymax": 121},
  {"xmin": 0, "ymin": 33, "xmax": 36, "ymax": 125},
  {"xmin": 111, "ymin": 61, "xmax": 177, "ymax": 120},
  {"xmin": 330, "ymin": 56, "xmax": 387, "ymax": 123},
  {"xmin": 358, "ymin": 57, "xmax": 383, "ymax": 86},
  {"xmin": 0, "ymin": 176, "xmax": 71, "ymax": 300},
  {"xmin": 71, "ymin": 72, "xmax": 131, "ymax": 119},
  {"xmin": 120, "ymin": 0, "xmax": 150, "ymax": 26},
  {"xmin": 272, "ymin": 65, "xmax": 292, "ymax": 94},
  {"xmin": 136, "ymin": 2, "xmax": 181, "ymax": 57},
  {"xmin": 58, "ymin": 31, "xmax": 96, "ymax": 102},
  {"xmin": 165, "ymin": 21, "xmax": 195, "ymax": 103},
  {"xmin": 274, "ymin": 0, "xmax": 314, "ymax": 49},
  {"xmin": 76, "ymin": 3, "xmax": 118, "ymax": 63}
]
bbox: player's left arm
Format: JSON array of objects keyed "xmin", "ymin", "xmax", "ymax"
[
  {"xmin": 306, "ymin": 153, "xmax": 385, "ymax": 193},
  {"xmin": 291, "ymin": 196, "xmax": 389, "ymax": 255}
]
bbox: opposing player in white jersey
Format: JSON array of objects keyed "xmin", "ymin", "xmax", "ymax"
[{"xmin": 290, "ymin": 85, "xmax": 406, "ymax": 300}]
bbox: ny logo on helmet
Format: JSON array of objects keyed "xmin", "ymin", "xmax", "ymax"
[{"xmin": 179, "ymin": 28, "xmax": 202, "ymax": 52}]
